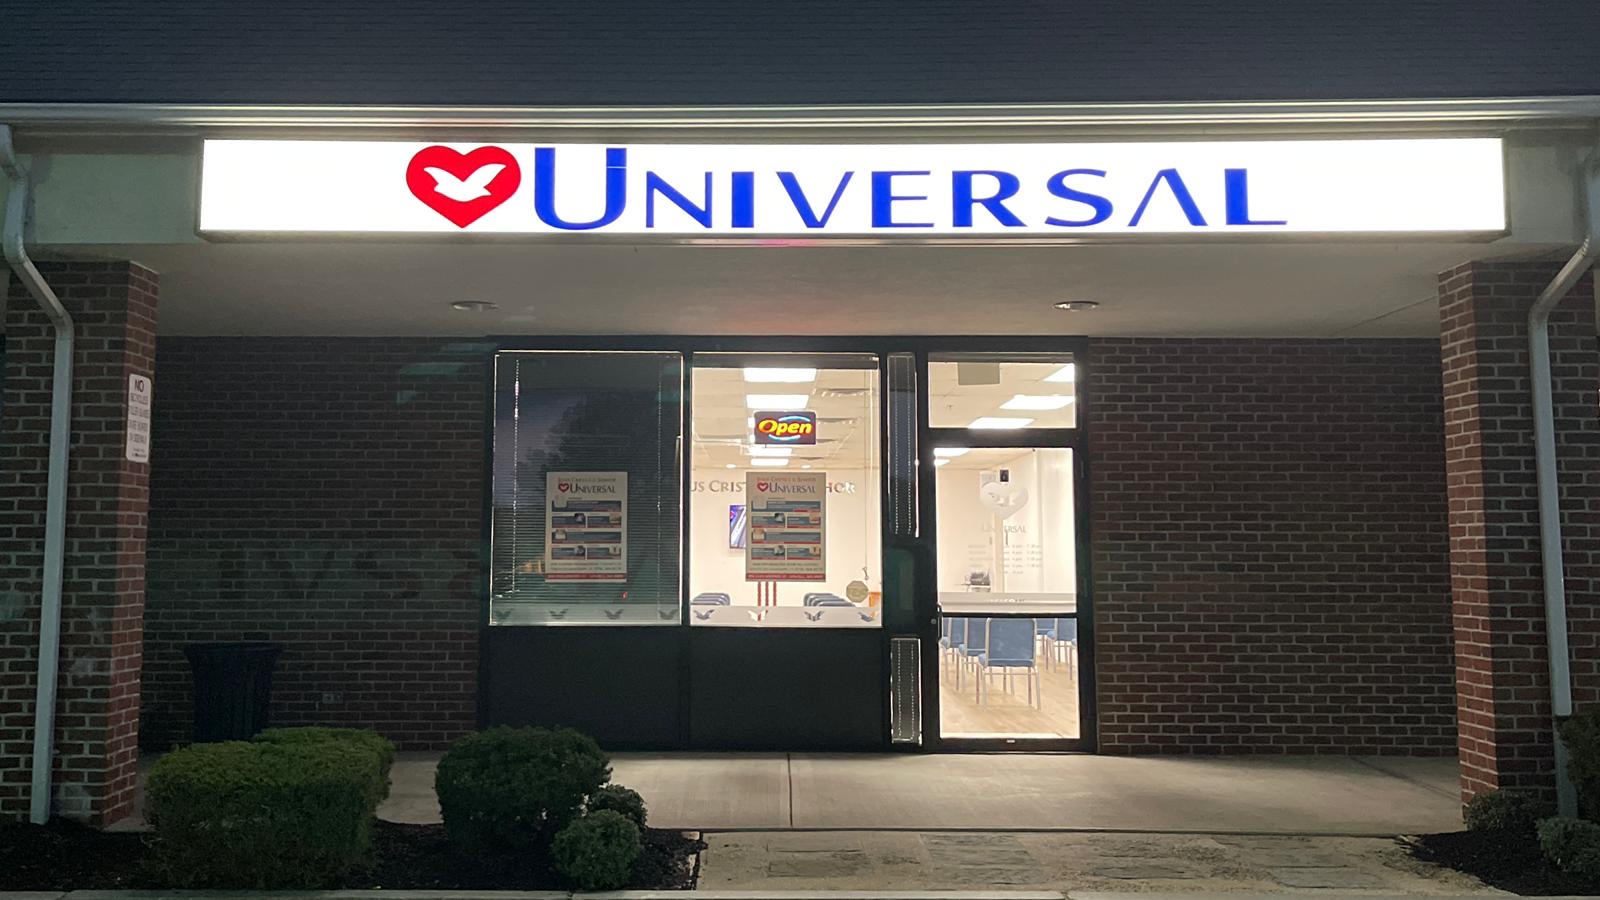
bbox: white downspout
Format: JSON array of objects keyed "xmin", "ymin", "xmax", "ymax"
[
  {"xmin": 0, "ymin": 123, "xmax": 73, "ymax": 825},
  {"xmin": 1528, "ymin": 148, "xmax": 1600, "ymax": 819}
]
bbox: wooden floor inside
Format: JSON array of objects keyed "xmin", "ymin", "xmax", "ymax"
[{"xmin": 938, "ymin": 645, "xmax": 1081, "ymax": 739}]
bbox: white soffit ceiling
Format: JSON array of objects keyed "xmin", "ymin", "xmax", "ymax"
[{"xmin": 68, "ymin": 239, "xmax": 1576, "ymax": 338}]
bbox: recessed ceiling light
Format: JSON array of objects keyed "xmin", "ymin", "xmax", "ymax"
[
  {"xmin": 933, "ymin": 447, "xmax": 971, "ymax": 458},
  {"xmin": 1053, "ymin": 300, "xmax": 1099, "ymax": 311},
  {"xmin": 746, "ymin": 393, "xmax": 809, "ymax": 409},
  {"xmin": 801, "ymin": 464, "xmax": 812, "ymax": 469},
  {"xmin": 725, "ymin": 463, "xmax": 737, "ymax": 469},
  {"xmin": 1000, "ymin": 394, "xmax": 1074, "ymax": 411},
  {"xmin": 450, "ymin": 300, "xmax": 499, "ymax": 312},
  {"xmin": 751, "ymin": 457, "xmax": 789, "ymax": 467},
  {"xmin": 968, "ymin": 416, "xmax": 1034, "ymax": 429},
  {"xmin": 748, "ymin": 446, "xmax": 792, "ymax": 457},
  {"xmin": 743, "ymin": 367, "xmax": 817, "ymax": 383},
  {"xmin": 1044, "ymin": 363, "xmax": 1077, "ymax": 383}
]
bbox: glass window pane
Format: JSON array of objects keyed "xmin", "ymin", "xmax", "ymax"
[
  {"xmin": 935, "ymin": 447, "xmax": 1079, "ymax": 740},
  {"xmin": 689, "ymin": 353, "xmax": 882, "ymax": 628},
  {"xmin": 928, "ymin": 355, "xmax": 1077, "ymax": 429},
  {"xmin": 490, "ymin": 351, "xmax": 682, "ymax": 625}
]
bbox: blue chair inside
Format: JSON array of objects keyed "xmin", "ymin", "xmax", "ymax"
[
  {"xmin": 1058, "ymin": 617, "xmax": 1078, "ymax": 643},
  {"xmin": 691, "ymin": 592, "xmax": 731, "ymax": 605},
  {"xmin": 1034, "ymin": 618, "xmax": 1058, "ymax": 638},
  {"xmin": 962, "ymin": 618, "xmax": 989, "ymax": 658},
  {"xmin": 980, "ymin": 618, "xmax": 1037, "ymax": 668},
  {"xmin": 941, "ymin": 616, "xmax": 966, "ymax": 650}
]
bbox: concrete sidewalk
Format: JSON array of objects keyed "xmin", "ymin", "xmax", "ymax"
[
  {"xmin": 376, "ymin": 752, "xmax": 1463, "ymax": 835},
  {"xmin": 698, "ymin": 831, "xmax": 1500, "ymax": 894}
]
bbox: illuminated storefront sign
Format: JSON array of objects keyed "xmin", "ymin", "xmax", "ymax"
[
  {"xmin": 753, "ymin": 411, "xmax": 817, "ymax": 445},
  {"xmin": 199, "ymin": 138, "xmax": 1507, "ymax": 236}
]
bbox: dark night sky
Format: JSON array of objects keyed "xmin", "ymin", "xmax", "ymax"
[{"xmin": 4, "ymin": 0, "xmax": 1598, "ymax": 106}]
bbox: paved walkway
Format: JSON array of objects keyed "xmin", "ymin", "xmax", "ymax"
[
  {"xmin": 379, "ymin": 752, "xmax": 1463, "ymax": 835},
  {"xmin": 698, "ymin": 831, "xmax": 1501, "ymax": 895}
]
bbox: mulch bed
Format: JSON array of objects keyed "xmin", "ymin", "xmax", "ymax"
[
  {"xmin": 1407, "ymin": 830, "xmax": 1599, "ymax": 897},
  {"xmin": 0, "ymin": 818, "xmax": 703, "ymax": 891}
]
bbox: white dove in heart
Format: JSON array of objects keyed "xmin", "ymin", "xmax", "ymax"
[
  {"xmin": 424, "ymin": 163, "xmax": 506, "ymax": 202},
  {"xmin": 979, "ymin": 480, "xmax": 1030, "ymax": 519}
]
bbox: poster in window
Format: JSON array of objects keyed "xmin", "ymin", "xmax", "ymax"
[
  {"xmin": 545, "ymin": 471, "xmax": 627, "ymax": 582},
  {"xmin": 745, "ymin": 471, "xmax": 826, "ymax": 581}
]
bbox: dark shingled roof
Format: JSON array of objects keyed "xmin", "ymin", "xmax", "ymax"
[{"xmin": 3, "ymin": 0, "xmax": 1599, "ymax": 107}]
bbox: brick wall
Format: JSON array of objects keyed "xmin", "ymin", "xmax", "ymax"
[
  {"xmin": 1438, "ymin": 262, "xmax": 1598, "ymax": 800},
  {"xmin": 2, "ymin": 261, "xmax": 157, "ymax": 823},
  {"xmin": 1089, "ymin": 339, "xmax": 1457, "ymax": 754},
  {"xmin": 136, "ymin": 335, "xmax": 1463, "ymax": 757},
  {"xmin": 141, "ymin": 338, "xmax": 485, "ymax": 751}
]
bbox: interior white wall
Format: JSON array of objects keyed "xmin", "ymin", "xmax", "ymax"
[{"xmin": 935, "ymin": 449, "xmax": 1076, "ymax": 597}]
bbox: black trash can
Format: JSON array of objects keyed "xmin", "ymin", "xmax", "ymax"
[{"xmin": 184, "ymin": 642, "xmax": 283, "ymax": 742}]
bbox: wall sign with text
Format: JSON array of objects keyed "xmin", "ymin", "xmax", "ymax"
[
  {"xmin": 745, "ymin": 471, "xmax": 826, "ymax": 582},
  {"xmin": 544, "ymin": 471, "xmax": 627, "ymax": 582},
  {"xmin": 199, "ymin": 138, "xmax": 1506, "ymax": 237}
]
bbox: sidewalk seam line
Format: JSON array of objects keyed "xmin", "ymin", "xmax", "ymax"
[{"xmin": 1348, "ymin": 755, "xmax": 1459, "ymax": 801}]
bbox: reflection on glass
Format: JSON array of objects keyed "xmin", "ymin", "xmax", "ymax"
[
  {"xmin": 489, "ymin": 352, "xmax": 682, "ymax": 626},
  {"xmin": 689, "ymin": 353, "xmax": 882, "ymax": 628}
]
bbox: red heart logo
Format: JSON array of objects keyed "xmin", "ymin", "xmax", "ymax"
[
  {"xmin": 756, "ymin": 481, "xmax": 770, "ymax": 492},
  {"xmin": 406, "ymin": 145, "xmax": 521, "ymax": 228},
  {"xmin": 557, "ymin": 482, "xmax": 571, "ymax": 493}
]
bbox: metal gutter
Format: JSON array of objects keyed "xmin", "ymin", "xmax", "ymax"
[
  {"xmin": 1527, "ymin": 145, "xmax": 1600, "ymax": 819},
  {"xmin": 0, "ymin": 96, "xmax": 1598, "ymax": 130},
  {"xmin": 0, "ymin": 122, "xmax": 75, "ymax": 825}
]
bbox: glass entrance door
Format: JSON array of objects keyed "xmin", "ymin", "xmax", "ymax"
[{"xmin": 922, "ymin": 354, "xmax": 1090, "ymax": 749}]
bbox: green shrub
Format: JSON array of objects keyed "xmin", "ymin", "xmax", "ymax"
[
  {"xmin": 552, "ymin": 810, "xmax": 642, "ymax": 891},
  {"xmin": 1537, "ymin": 816, "xmax": 1600, "ymax": 881},
  {"xmin": 254, "ymin": 726, "xmax": 396, "ymax": 799},
  {"xmin": 145, "ymin": 740, "xmax": 385, "ymax": 888},
  {"xmin": 1464, "ymin": 789, "xmax": 1552, "ymax": 835},
  {"xmin": 1559, "ymin": 712, "xmax": 1600, "ymax": 819},
  {"xmin": 435, "ymin": 726, "xmax": 611, "ymax": 851},
  {"xmin": 588, "ymin": 784, "xmax": 648, "ymax": 829}
]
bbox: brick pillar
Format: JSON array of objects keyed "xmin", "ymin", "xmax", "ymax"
[
  {"xmin": 1439, "ymin": 260, "xmax": 1600, "ymax": 805},
  {"xmin": 1, "ymin": 261, "xmax": 158, "ymax": 824}
]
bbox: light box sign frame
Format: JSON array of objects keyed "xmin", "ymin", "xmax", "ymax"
[{"xmin": 198, "ymin": 137, "xmax": 1508, "ymax": 240}]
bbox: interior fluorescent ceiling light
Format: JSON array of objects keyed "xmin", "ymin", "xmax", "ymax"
[
  {"xmin": 746, "ymin": 393, "xmax": 809, "ymax": 409},
  {"xmin": 1000, "ymin": 394, "xmax": 1074, "ymax": 411},
  {"xmin": 933, "ymin": 458, "xmax": 951, "ymax": 467},
  {"xmin": 743, "ymin": 367, "xmax": 817, "ymax": 383},
  {"xmin": 1043, "ymin": 364, "xmax": 1077, "ymax": 383},
  {"xmin": 933, "ymin": 447, "xmax": 971, "ymax": 458},
  {"xmin": 969, "ymin": 416, "xmax": 1035, "ymax": 429},
  {"xmin": 751, "ymin": 457, "xmax": 789, "ymax": 467}
]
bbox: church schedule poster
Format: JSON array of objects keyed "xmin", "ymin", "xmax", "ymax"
[
  {"xmin": 544, "ymin": 471, "xmax": 627, "ymax": 582},
  {"xmin": 745, "ymin": 471, "xmax": 826, "ymax": 581}
]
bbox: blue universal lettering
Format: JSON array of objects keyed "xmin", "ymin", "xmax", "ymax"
[
  {"xmin": 952, "ymin": 171, "xmax": 1023, "ymax": 227},
  {"xmin": 871, "ymin": 171, "xmax": 934, "ymax": 228},
  {"xmin": 1223, "ymin": 168, "xmax": 1287, "ymax": 226},
  {"xmin": 1128, "ymin": 168, "xmax": 1207, "ymax": 227},
  {"xmin": 645, "ymin": 172, "xmax": 713, "ymax": 227},
  {"xmin": 730, "ymin": 172, "xmax": 755, "ymax": 228},
  {"xmin": 1044, "ymin": 169, "xmax": 1114, "ymax": 227},
  {"xmin": 778, "ymin": 171, "xmax": 853, "ymax": 228},
  {"xmin": 533, "ymin": 147, "xmax": 628, "ymax": 230}
]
